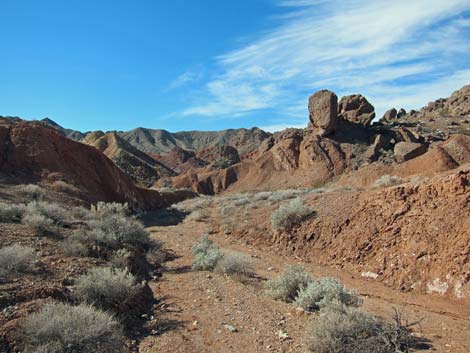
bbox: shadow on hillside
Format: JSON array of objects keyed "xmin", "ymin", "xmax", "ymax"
[{"xmin": 141, "ymin": 208, "xmax": 188, "ymax": 227}]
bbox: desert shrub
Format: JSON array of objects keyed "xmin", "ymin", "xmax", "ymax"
[
  {"xmin": 146, "ymin": 247, "xmax": 167, "ymax": 266},
  {"xmin": 22, "ymin": 212, "xmax": 53, "ymax": 234},
  {"xmin": 295, "ymin": 277, "xmax": 362, "ymax": 312},
  {"xmin": 50, "ymin": 180, "xmax": 80, "ymax": 195},
  {"xmin": 73, "ymin": 267, "xmax": 142, "ymax": 313},
  {"xmin": 17, "ymin": 302, "xmax": 124, "ymax": 353},
  {"xmin": 0, "ymin": 244, "xmax": 36, "ymax": 276},
  {"xmin": 265, "ymin": 265, "xmax": 312, "ymax": 302},
  {"xmin": 110, "ymin": 248, "xmax": 132, "ymax": 269},
  {"xmin": 83, "ymin": 213, "xmax": 151, "ymax": 251},
  {"xmin": 232, "ymin": 197, "xmax": 251, "ymax": 207},
  {"xmin": 220, "ymin": 204, "xmax": 236, "ymax": 215},
  {"xmin": 71, "ymin": 206, "xmax": 92, "ymax": 220},
  {"xmin": 173, "ymin": 196, "xmax": 212, "ymax": 213},
  {"xmin": 25, "ymin": 201, "xmax": 69, "ymax": 226},
  {"xmin": 374, "ymin": 175, "xmax": 404, "ymax": 188},
  {"xmin": 267, "ymin": 189, "xmax": 306, "ymax": 203},
  {"xmin": 185, "ymin": 210, "xmax": 207, "ymax": 222},
  {"xmin": 252, "ymin": 191, "xmax": 272, "ymax": 202},
  {"xmin": 192, "ymin": 234, "xmax": 214, "ymax": 256},
  {"xmin": 192, "ymin": 247, "xmax": 223, "ymax": 271},
  {"xmin": 91, "ymin": 202, "xmax": 130, "ymax": 217},
  {"xmin": 271, "ymin": 198, "xmax": 315, "ymax": 232},
  {"xmin": 216, "ymin": 252, "xmax": 254, "ymax": 278},
  {"xmin": 0, "ymin": 202, "xmax": 25, "ymax": 223},
  {"xmin": 18, "ymin": 184, "xmax": 45, "ymax": 200},
  {"xmin": 192, "ymin": 235, "xmax": 223, "ymax": 271},
  {"xmin": 63, "ymin": 237, "xmax": 88, "ymax": 257},
  {"xmin": 303, "ymin": 306, "xmax": 417, "ymax": 353},
  {"xmin": 221, "ymin": 223, "xmax": 232, "ymax": 235}
]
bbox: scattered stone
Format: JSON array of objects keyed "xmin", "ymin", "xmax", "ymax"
[
  {"xmin": 223, "ymin": 323, "xmax": 238, "ymax": 332},
  {"xmin": 278, "ymin": 329, "xmax": 289, "ymax": 341}
]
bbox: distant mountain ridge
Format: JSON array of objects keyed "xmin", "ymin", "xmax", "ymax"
[{"xmin": 40, "ymin": 119, "xmax": 271, "ymax": 157}]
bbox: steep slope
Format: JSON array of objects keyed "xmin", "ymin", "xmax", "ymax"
[
  {"xmin": 41, "ymin": 118, "xmax": 86, "ymax": 141},
  {"xmin": 82, "ymin": 131, "xmax": 175, "ymax": 186},
  {"xmin": 0, "ymin": 120, "xmax": 186, "ymax": 209},
  {"xmin": 119, "ymin": 127, "xmax": 270, "ymax": 157}
]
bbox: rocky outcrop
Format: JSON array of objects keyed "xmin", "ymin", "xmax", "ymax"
[
  {"xmin": 381, "ymin": 108, "xmax": 397, "ymax": 123},
  {"xmin": 394, "ymin": 142, "xmax": 427, "ymax": 162},
  {"xmin": 308, "ymin": 90, "xmax": 338, "ymax": 136},
  {"xmin": 196, "ymin": 145, "xmax": 241, "ymax": 169},
  {"xmin": 338, "ymin": 94, "xmax": 375, "ymax": 126}
]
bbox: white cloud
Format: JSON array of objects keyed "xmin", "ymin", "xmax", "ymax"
[
  {"xmin": 166, "ymin": 71, "xmax": 202, "ymax": 91},
  {"xmin": 180, "ymin": 0, "xmax": 469, "ymax": 123}
]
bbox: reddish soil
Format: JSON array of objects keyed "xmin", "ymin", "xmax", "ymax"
[{"xmin": 139, "ymin": 208, "xmax": 470, "ymax": 353}]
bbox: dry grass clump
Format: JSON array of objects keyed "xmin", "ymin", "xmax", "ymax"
[
  {"xmin": 173, "ymin": 196, "xmax": 213, "ymax": 213},
  {"xmin": 22, "ymin": 212, "xmax": 53, "ymax": 235},
  {"xmin": 0, "ymin": 244, "xmax": 36, "ymax": 276},
  {"xmin": 17, "ymin": 302, "xmax": 124, "ymax": 353},
  {"xmin": 50, "ymin": 180, "xmax": 81, "ymax": 195},
  {"xmin": 295, "ymin": 277, "xmax": 362, "ymax": 312},
  {"xmin": 73, "ymin": 267, "xmax": 143, "ymax": 314},
  {"xmin": 185, "ymin": 210, "xmax": 207, "ymax": 222},
  {"xmin": 25, "ymin": 201, "xmax": 69, "ymax": 226},
  {"xmin": 216, "ymin": 252, "xmax": 255, "ymax": 278},
  {"xmin": 374, "ymin": 174, "xmax": 404, "ymax": 188},
  {"xmin": 304, "ymin": 306, "xmax": 418, "ymax": 353},
  {"xmin": 271, "ymin": 198, "xmax": 315, "ymax": 232},
  {"xmin": 265, "ymin": 265, "xmax": 312, "ymax": 302},
  {"xmin": 17, "ymin": 184, "xmax": 45, "ymax": 200},
  {"xmin": 220, "ymin": 204, "xmax": 236, "ymax": 215},
  {"xmin": 91, "ymin": 201, "xmax": 130, "ymax": 217},
  {"xmin": 0, "ymin": 202, "xmax": 26, "ymax": 223}
]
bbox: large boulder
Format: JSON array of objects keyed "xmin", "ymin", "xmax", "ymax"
[
  {"xmin": 308, "ymin": 90, "xmax": 338, "ymax": 136},
  {"xmin": 381, "ymin": 108, "xmax": 397, "ymax": 123},
  {"xmin": 338, "ymin": 94, "xmax": 375, "ymax": 126},
  {"xmin": 394, "ymin": 141, "xmax": 427, "ymax": 162}
]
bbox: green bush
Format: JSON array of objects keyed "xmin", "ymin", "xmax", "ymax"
[
  {"xmin": 271, "ymin": 198, "xmax": 315, "ymax": 232},
  {"xmin": 0, "ymin": 244, "xmax": 36, "ymax": 276},
  {"xmin": 265, "ymin": 265, "xmax": 312, "ymax": 302},
  {"xmin": 304, "ymin": 306, "xmax": 417, "ymax": 353},
  {"xmin": 0, "ymin": 202, "xmax": 26, "ymax": 223},
  {"xmin": 17, "ymin": 302, "xmax": 124, "ymax": 353},
  {"xmin": 73, "ymin": 267, "xmax": 142, "ymax": 313},
  {"xmin": 295, "ymin": 277, "xmax": 362, "ymax": 312}
]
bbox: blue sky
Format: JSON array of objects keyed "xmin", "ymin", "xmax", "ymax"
[{"xmin": 1, "ymin": 0, "xmax": 469, "ymax": 133}]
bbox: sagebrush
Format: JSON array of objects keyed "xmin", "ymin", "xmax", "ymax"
[
  {"xmin": 0, "ymin": 244, "xmax": 36, "ymax": 276},
  {"xmin": 265, "ymin": 265, "xmax": 312, "ymax": 302},
  {"xmin": 304, "ymin": 306, "xmax": 418, "ymax": 353},
  {"xmin": 73, "ymin": 267, "xmax": 142, "ymax": 313},
  {"xmin": 17, "ymin": 302, "xmax": 124, "ymax": 353},
  {"xmin": 295, "ymin": 277, "xmax": 362, "ymax": 311},
  {"xmin": 271, "ymin": 198, "xmax": 315, "ymax": 232},
  {"xmin": 216, "ymin": 252, "xmax": 254, "ymax": 278}
]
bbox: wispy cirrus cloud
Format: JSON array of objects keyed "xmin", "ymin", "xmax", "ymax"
[
  {"xmin": 180, "ymin": 0, "xmax": 469, "ymax": 123},
  {"xmin": 166, "ymin": 70, "xmax": 202, "ymax": 91}
]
